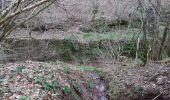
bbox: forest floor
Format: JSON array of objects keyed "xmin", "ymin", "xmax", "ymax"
[
  {"xmin": 0, "ymin": 60, "xmax": 107, "ymax": 100},
  {"xmin": 0, "ymin": 60, "xmax": 170, "ymax": 100}
]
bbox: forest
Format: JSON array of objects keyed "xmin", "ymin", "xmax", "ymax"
[{"xmin": 0, "ymin": 0, "xmax": 170, "ymax": 100}]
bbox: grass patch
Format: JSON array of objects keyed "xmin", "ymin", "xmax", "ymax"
[
  {"xmin": 77, "ymin": 66, "xmax": 97, "ymax": 71},
  {"xmin": 65, "ymin": 29, "xmax": 140, "ymax": 42}
]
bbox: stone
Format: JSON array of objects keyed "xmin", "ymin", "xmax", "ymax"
[
  {"xmin": 156, "ymin": 76, "xmax": 167, "ymax": 85},
  {"xmin": 143, "ymin": 83, "xmax": 159, "ymax": 94}
]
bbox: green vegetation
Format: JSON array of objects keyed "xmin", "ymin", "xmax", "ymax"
[
  {"xmin": 77, "ymin": 66, "xmax": 97, "ymax": 71},
  {"xmin": 62, "ymin": 65, "xmax": 71, "ymax": 74},
  {"xmin": 16, "ymin": 65, "xmax": 25, "ymax": 73},
  {"xmin": 75, "ymin": 82, "xmax": 83, "ymax": 94},
  {"xmin": 50, "ymin": 29, "xmax": 141, "ymax": 65},
  {"xmin": 43, "ymin": 82, "xmax": 58, "ymax": 91},
  {"xmin": 0, "ymin": 60, "xmax": 111, "ymax": 99},
  {"xmin": 34, "ymin": 76, "xmax": 45, "ymax": 84},
  {"xmin": 19, "ymin": 96, "xmax": 31, "ymax": 100},
  {"xmin": 87, "ymin": 80, "xmax": 95, "ymax": 90},
  {"xmin": 63, "ymin": 86, "xmax": 72, "ymax": 94},
  {"xmin": 121, "ymin": 39, "xmax": 148, "ymax": 63},
  {"xmin": 66, "ymin": 30, "xmax": 139, "ymax": 41}
]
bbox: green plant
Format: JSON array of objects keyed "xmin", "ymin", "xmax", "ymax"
[
  {"xmin": 34, "ymin": 76, "xmax": 45, "ymax": 84},
  {"xmin": 39, "ymin": 64, "xmax": 48, "ymax": 71},
  {"xmin": 19, "ymin": 96, "xmax": 31, "ymax": 100},
  {"xmin": 0, "ymin": 79, "xmax": 3, "ymax": 84},
  {"xmin": 87, "ymin": 80, "xmax": 94, "ymax": 90},
  {"xmin": 63, "ymin": 86, "xmax": 72, "ymax": 94},
  {"xmin": 122, "ymin": 41, "xmax": 136, "ymax": 58},
  {"xmin": 75, "ymin": 83, "xmax": 83, "ymax": 94},
  {"xmin": 16, "ymin": 65, "xmax": 25, "ymax": 73},
  {"xmin": 62, "ymin": 64, "xmax": 71, "ymax": 74},
  {"xmin": 43, "ymin": 82, "xmax": 57, "ymax": 91},
  {"xmin": 132, "ymin": 85, "xmax": 143, "ymax": 93},
  {"xmin": 0, "ymin": 75, "xmax": 4, "ymax": 85}
]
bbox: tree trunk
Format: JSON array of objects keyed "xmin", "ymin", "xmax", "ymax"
[
  {"xmin": 149, "ymin": 0, "xmax": 161, "ymax": 60},
  {"xmin": 166, "ymin": 24, "xmax": 170, "ymax": 56},
  {"xmin": 159, "ymin": 26, "xmax": 168, "ymax": 59},
  {"xmin": 150, "ymin": 32, "xmax": 160, "ymax": 60},
  {"xmin": 150, "ymin": 14, "xmax": 160, "ymax": 60}
]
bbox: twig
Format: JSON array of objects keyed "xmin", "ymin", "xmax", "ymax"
[
  {"xmin": 0, "ymin": 0, "xmax": 55, "ymax": 25},
  {"xmin": 152, "ymin": 93, "xmax": 162, "ymax": 100},
  {"xmin": 152, "ymin": 88, "xmax": 168, "ymax": 100}
]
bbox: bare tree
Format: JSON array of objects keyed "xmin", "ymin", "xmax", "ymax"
[
  {"xmin": 149, "ymin": 0, "xmax": 170, "ymax": 58},
  {"xmin": 136, "ymin": 0, "xmax": 170, "ymax": 60},
  {"xmin": 0, "ymin": 0, "xmax": 57, "ymax": 43}
]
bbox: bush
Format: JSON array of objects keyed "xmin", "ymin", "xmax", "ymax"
[{"xmin": 121, "ymin": 39, "xmax": 148, "ymax": 63}]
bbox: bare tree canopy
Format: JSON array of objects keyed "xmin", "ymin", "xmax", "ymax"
[{"xmin": 0, "ymin": 0, "xmax": 57, "ymax": 42}]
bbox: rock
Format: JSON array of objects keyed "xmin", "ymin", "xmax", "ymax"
[
  {"xmin": 143, "ymin": 83, "xmax": 159, "ymax": 94},
  {"xmin": 96, "ymin": 85, "xmax": 105, "ymax": 92},
  {"xmin": 156, "ymin": 76, "xmax": 168, "ymax": 85},
  {"xmin": 89, "ymin": 72, "xmax": 100, "ymax": 80},
  {"xmin": 100, "ymin": 96, "xmax": 107, "ymax": 100}
]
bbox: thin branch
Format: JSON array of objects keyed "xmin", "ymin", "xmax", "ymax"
[
  {"xmin": 7, "ymin": 1, "xmax": 55, "ymax": 37},
  {"xmin": 0, "ymin": 0, "xmax": 55, "ymax": 25},
  {"xmin": 1, "ymin": 0, "xmax": 18, "ymax": 17},
  {"xmin": 0, "ymin": 0, "xmax": 57, "ymax": 42}
]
